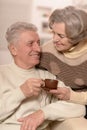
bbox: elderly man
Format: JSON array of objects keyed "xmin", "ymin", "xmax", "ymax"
[{"xmin": 0, "ymin": 22, "xmax": 85, "ymax": 130}]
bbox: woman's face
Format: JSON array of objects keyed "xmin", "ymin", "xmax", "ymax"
[{"xmin": 51, "ymin": 22, "xmax": 73, "ymax": 52}]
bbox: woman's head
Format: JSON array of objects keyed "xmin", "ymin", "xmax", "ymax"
[{"xmin": 49, "ymin": 6, "xmax": 87, "ymax": 50}]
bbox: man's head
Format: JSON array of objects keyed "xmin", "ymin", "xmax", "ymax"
[{"xmin": 6, "ymin": 22, "xmax": 41, "ymax": 69}]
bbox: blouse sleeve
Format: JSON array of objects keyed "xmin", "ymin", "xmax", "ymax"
[{"xmin": 70, "ymin": 90, "xmax": 87, "ymax": 105}]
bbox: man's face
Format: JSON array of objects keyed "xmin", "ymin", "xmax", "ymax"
[{"xmin": 11, "ymin": 31, "xmax": 41, "ymax": 69}]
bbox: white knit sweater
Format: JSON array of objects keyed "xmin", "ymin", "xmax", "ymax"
[{"xmin": 0, "ymin": 62, "xmax": 85, "ymax": 130}]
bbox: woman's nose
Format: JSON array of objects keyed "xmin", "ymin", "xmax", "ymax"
[{"xmin": 53, "ymin": 34, "xmax": 60, "ymax": 41}]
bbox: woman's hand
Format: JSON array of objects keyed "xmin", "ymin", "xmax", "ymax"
[{"xmin": 49, "ymin": 87, "xmax": 71, "ymax": 100}]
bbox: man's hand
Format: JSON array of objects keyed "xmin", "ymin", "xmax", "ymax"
[
  {"xmin": 20, "ymin": 78, "xmax": 44, "ymax": 98},
  {"xmin": 18, "ymin": 110, "xmax": 45, "ymax": 130}
]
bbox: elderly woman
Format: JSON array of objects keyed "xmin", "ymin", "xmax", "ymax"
[
  {"xmin": 39, "ymin": 6, "xmax": 87, "ymax": 119},
  {"xmin": 40, "ymin": 6, "xmax": 87, "ymax": 104}
]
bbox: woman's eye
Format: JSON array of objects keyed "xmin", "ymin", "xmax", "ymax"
[
  {"xmin": 52, "ymin": 32, "xmax": 65, "ymax": 38},
  {"xmin": 59, "ymin": 34, "xmax": 65, "ymax": 38}
]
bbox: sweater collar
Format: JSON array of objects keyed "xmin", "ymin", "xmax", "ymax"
[
  {"xmin": 11, "ymin": 62, "xmax": 36, "ymax": 74},
  {"xmin": 64, "ymin": 41, "xmax": 87, "ymax": 58}
]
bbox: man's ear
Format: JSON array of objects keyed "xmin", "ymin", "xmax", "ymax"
[{"xmin": 8, "ymin": 44, "xmax": 17, "ymax": 56}]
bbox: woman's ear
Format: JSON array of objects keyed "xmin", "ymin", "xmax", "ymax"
[{"xmin": 8, "ymin": 44, "xmax": 17, "ymax": 56}]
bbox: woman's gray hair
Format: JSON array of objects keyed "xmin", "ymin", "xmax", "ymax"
[
  {"xmin": 5, "ymin": 22, "xmax": 38, "ymax": 44},
  {"xmin": 49, "ymin": 6, "xmax": 87, "ymax": 44}
]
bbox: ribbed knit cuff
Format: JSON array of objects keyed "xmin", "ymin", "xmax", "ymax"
[{"xmin": 70, "ymin": 90, "xmax": 87, "ymax": 105}]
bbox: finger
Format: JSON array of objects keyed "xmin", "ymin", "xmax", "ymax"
[
  {"xmin": 20, "ymin": 121, "xmax": 26, "ymax": 130},
  {"xmin": 32, "ymin": 125, "xmax": 36, "ymax": 130},
  {"xmin": 33, "ymin": 79, "xmax": 44, "ymax": 87},
  {"xmin": 40, "ymin": 80, "xmax": 45, "ymax": 87},
  {"xmin": 18, "ymin": 116, "xmax": 27, "ymax": 122},
  {"xmin": 57, "ymin": 94, "xmax": 65, "ymax": 100},
  {"xmin": 18, "ymin": 118, "xmax": 24, "ymax": 122},
  {"xmin": 49, "ymin": 90, "xmax": 60, "ymax": 94},
  {"xmin": 24, "ymin": 120, "xmax": 30, "ymax": 130},
  {"xmin": 21, "ymin": 119, "xmax": 31, "ymax": 130}
]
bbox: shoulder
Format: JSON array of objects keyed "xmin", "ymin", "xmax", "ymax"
[
  {"xmin": 0, "ymin": 64, "xmax": 9, "ymax": 70},
  {"xmin": 0, "ymin": 64, "xmax": 12, "ymax": 74}
]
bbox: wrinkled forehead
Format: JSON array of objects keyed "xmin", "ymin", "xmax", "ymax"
[{"xmin": 17, "ymin": 30, "xmax": 40, "ymax": 43}]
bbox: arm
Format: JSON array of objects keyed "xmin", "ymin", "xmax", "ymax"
[
  {"xmin": 42, "ymin": 80, "xmax": 85, "ymax": 120},
  {"xmin": 41, "ymin": 100, "xmax": 85, "ymax": 121},
  {"xmin": 18, "ymin": 99, "xmax": 85, "ymax": 130},
  {"xmin": 0, "ymin": 78, "xmax": 44, "ymax": 122},
  {"xmin": 18, "ymin": 110, "xmax": 45, "ymax": 130},
  {"xmin": 18, "ymin": 84, "xmax": 85, "ymax": 130},
  {"xmin": 50, "ymin": 87, "xmax": 87, "ymax": 105},
  {"xmin": 0, "ymin": 87, "xmax": 25, "ymax": 122},
  {"xmin": 70, "ymin": 90, "xmax": 87, "ymax": 105}
]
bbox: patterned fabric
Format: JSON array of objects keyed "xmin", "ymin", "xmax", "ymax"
[
  {"xmin": 39, "ymin": 52, "xmax": 87, "ymax": 91},
  {"xmin": 38, "ymin": 41, "xmax": 87, "ymax": 118}
]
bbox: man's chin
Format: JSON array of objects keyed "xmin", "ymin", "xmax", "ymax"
[{"xmin": 33, "ymin": 60, "xmax": 40, "ymax": 65}]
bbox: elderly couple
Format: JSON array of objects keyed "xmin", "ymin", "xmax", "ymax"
[{"xmin": 0, "ymin": 6, "xmax": 87, "ymax": 130}]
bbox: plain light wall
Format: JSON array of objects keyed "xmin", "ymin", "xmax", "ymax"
[
  {"xmin": 0, "ymin": 49, "xmax": 12, "ymax": 65},
  {"xmin": 0, "ymin": 0, "xmax": 33, "ymax": 64},
  {"xmin": 0, "ymin": 0, "xmax": 87, "ymax": 64},
  {"xmin": 0, "ymin": 0, "xmax": 79, "ymax": 64},
  {"xmin": 0, "ymin": 0, "xmax": 33, "ymax": 49}
]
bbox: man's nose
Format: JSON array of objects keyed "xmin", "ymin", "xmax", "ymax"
[{"xmin": 33, "ymin": 43, "xmax": 41, "ymax": 52}]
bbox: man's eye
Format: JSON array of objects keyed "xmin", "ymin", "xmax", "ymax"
[
  {"xmin": 37, "ymin": 40, "xmax": 40, "ymax": 46},
  {"xmin": 51, "ymin": 31, "xmax": 55, "ymax": 35},
  {"xmin": 27, "ymin": 42, "xmax": 33, "ymax": 46}
]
